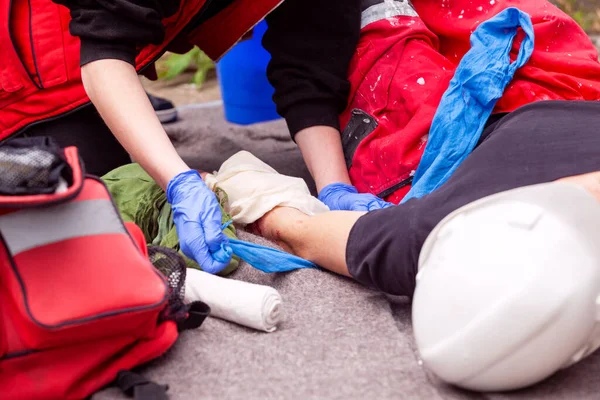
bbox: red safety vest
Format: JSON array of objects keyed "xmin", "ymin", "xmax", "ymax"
[{"xmin": 0, "ymin": 0, "xmax": 281, "ymax": 141}]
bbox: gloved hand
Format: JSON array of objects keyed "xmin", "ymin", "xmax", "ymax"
[
  {"xmin": 167, "ymin": 170, "xmax": 233, "ymax": 274},
  {"xmin": 318, "ymin": 183, "xmax": 394, "ymax": 212}
]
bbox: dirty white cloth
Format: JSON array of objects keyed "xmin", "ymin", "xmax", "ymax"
[
  {"xmin": 184, "ymin": 268, "xmax": 283, "ymax": 332},
  {"xmin": 204, "ymin": 151, "xmax": 329, "ymax": 225}
]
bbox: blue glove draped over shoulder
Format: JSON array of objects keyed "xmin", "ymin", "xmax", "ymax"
[{"xmin": 403, "ymin": 8, "xmax": 535, "ymax": 202}]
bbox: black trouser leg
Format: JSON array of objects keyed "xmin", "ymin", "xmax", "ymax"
[{"xmin": 346, "ymin": 100, "xmax": 600, "ymax": 296}]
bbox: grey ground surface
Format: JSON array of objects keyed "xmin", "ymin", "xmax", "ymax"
[{"xmin": 95, "ymin": 106, "xmax": 600, "ymax": 399}]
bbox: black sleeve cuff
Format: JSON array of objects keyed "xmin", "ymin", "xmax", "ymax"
[
  {"xmin": 80, "ymin": 38, "xmax": 137, "ymax": 67},
  {"xmin": 284, "ymin": 101, "xmax": 342, "ymax": 140}
]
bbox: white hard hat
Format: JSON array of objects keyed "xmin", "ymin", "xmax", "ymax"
[{"xmin": 412, "ymin": 182, "xmax": 600, "ymax": 392}]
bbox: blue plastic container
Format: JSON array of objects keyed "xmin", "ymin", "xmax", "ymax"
[{"xmin": 216, "ymin": 21, "xmax": 281, "ymax": 125}]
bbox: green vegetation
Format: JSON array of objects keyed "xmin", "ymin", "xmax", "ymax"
[
  {"xmin": 157, "ymin": 47, "xmax": 215, "ymax": 87},
  {"xmin": 554, "ymin": 0, "xmax": 600, "ymax": 32}
]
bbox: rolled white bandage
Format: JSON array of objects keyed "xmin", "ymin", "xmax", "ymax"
[{"xmin": 184, "ymin": 268, "xmax": 283, "ymax": 332}]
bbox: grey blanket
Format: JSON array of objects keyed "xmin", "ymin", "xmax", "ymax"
[{"xmin": 95, "ymin": 105, "xmax": 600, "ymax": 400}]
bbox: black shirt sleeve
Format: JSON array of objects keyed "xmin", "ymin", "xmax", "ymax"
[
  {"xmin": 53, "ymin": 0, "xmax": 180, "ymax": 66},
  {"xmin": 263, "ymin": 0, "xmax": 361, "ymax": 139}
]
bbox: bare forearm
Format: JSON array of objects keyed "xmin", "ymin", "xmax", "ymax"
[
  {"xmin": 295, "ymin": 126, "xmax": 351, "ymax": 192},
  {"xmin": 81, "ymin": 59, "xmax": 188, "ymax": 189},
  {"xmin": 258, "ymin": 207, "xmax": 365, "ymax": 277},
  {"xmin": 289, "ymin": 210, "xmax": 364, "ymax": 277}
]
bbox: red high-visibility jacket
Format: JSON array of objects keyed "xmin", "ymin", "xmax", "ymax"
[{"xmin": 0, "ymin": 0, "xmax": 280, "ymax": 141}]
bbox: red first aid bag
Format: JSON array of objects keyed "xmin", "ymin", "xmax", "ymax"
[{"xmin": 0, "ymin": 138, "xmax": 208, "ymax": 399}]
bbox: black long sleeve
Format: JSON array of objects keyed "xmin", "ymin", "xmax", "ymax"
[
  {"xmin": 263, "ymin": 0, "xmax": 361, "ymax": 139},
  {"xmin": 53, "ymin": 0, "xmax": 361, "ymax": 138},
  {"xmin": 53, "ymin": 0, "xmax": 180, "ymax": 66}
]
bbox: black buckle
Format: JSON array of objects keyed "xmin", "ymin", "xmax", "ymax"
[
  {"xmin": 116, "ymin": 370, "xmax": 169, "ymax": 400},
  {"xmin": 177, "ymin": 301, "xmax": 211, "ymax": 331}
]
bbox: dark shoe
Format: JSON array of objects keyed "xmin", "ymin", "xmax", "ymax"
[{"xmin": 147, "ymin": 93, "xmax": 178, "ymax": 124}]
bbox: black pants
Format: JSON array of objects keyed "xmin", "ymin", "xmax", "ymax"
[
  {"xmin": 346, "ymin": 100, "xmax": 600, "ymax": 297},
  {"xmin": 19, "ymin": 105, "xmax": 131, "ymax": 176}
]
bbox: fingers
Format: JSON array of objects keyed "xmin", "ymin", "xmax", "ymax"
[
  {"xmin": 212, "ymin": 243, "xmax": 233, "ymax": 265},
  {"xmin": 178, "ymin": 220, "xmax": 230, "ymax": 275},
  {"xmin": 200, "ymin": 255, "xmax": 230, "ymax": 275},
  {"xmin": 187, "ymin": 233, "xmax": 230, "ymax": 275},
  {"xmin": 367, "ymin": 197, "xmax": 394, "ymax": 211},
  {"xmin": 349, "ymin": 201, "xmax": 372, "ymax": 212},
  {"xmin": 197, "ymin": 215, "xmax": 232, "ymax": 273},
  {"xmin": 201, "ymin": 205, "xmax": 230, "ymax": 254},
  {"xmin": 168, "ymin": 171, "xmax": 233, "ymax": 274}
]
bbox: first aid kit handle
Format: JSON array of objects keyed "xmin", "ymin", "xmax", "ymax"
[{"xmin": 0, "ymin": 146, "xmax": 85, "ymax": 209}]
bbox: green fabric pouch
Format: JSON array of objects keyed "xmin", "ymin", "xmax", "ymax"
[{"xmin": 102, "ymin": 163, "xmax": 239, "ymax": 275}]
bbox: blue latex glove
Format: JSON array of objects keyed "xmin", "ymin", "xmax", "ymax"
[
  {"xmin": 220, "ymin": 221, "xmax": 316, "ymax": 273},
  {"xmin": 229, "ymin": 238, "xmax": 317, "ymax": 273},
  {"xmin": 318, "ymin": 183, "xmax": 393, "ymax": 212},
  {"xmin": 167, "ymin": 170, "xmax": 233, "ymax": 274}
]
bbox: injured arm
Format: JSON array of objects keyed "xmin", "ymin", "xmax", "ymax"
[
  {"xmin": 253, "ymin": 207, "xmax": 364, "ymax": 278},
  {"xmin": 204, "ymin": 151, "xmax": 366, "ymax": 277}
]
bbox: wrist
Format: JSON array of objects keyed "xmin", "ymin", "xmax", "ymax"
[
  {"xmin": 157, "ymin": 162, "xmax": 191, "ymax": 190},
  {"xmin": 314, "ymin": 172, "xmax": 352, "ymax": 193},
  {"xmin": 321, "ymin": 182, "xmax": 356, "ymax": 193},
  {"xmin": 295, "ymin": 126, "xmax": 352, "ymax": 192},
  {"xmin": 318, "ymin": 183, "xmax": 357, "ymax": 204},
  {"xmin": 166, "ymin": 169, "xmax": 206, "ymax": 204}
]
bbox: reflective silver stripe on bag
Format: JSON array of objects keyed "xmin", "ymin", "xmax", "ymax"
[
  {"xmin": 0, "ymin": 199, "xmax": 126, "ymax": 255},
  {"xmin": 361, "ymin": 0, "xmax": 419, "ymax": 29}
]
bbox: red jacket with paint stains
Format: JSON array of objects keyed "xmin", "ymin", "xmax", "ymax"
[{"xmin": 342, "ymin": 0, "xmax": 600, "ymax": 203}]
